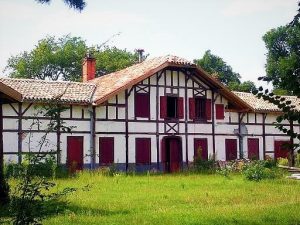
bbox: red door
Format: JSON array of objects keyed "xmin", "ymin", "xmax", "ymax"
[
  {"xmin": 169, "ymin": 139, "xmax": 182, "ymax": 172},
  {"xmin": 274, "ymin": 141, "xmax": 290, "ymax": 159},
  {"xmin": 194, "ymin": 138, "xmax": 208, "ymax": 160},
  {"xmin": 99, "ymin": 137, "xmax": 114, "ymax": 166},
  {"xmin": 67, "ymin": 136, "xmax": 84, "ymax": 171},
  {"xmin": 248, "ymin": 138, "xmax": 259, "ymax": 160},
  {"xmin": 161, "ymin": 137, "xmax": 182, "ymax": 173},
  {"xmin": 225, "ymin": 139, "xmax": 237, "ymax": 161}
]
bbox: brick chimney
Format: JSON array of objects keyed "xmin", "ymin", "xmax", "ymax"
[{"xmin": 82, "ymin": 53, "xmax": 96, "ymax": 82}]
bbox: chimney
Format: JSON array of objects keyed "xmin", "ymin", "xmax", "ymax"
[
  {"xmin": 136, "ymin": 49, "xmax": 145, "ymax": 63},
  {"xmin": 82, "ymin": 53, "xmax": 96, "ymax": 82}
]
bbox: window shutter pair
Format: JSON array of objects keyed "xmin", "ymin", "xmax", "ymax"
[
  {"xmin": 160, "ymin": 96, "xmax": 184, "ymax": 119},
  {"xmin": 189, "ymin": 98, "xmax": 212, "ymax": 120}
]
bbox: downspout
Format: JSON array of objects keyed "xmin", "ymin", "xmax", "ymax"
[
  {"xmin": 290, "ymin": 120, "xmax": 294, "ymax": 167},
  {"xmin": 238, "ymin": 112, "xmax": 243, "ymax": 159},
  {"xmin": 212, "ymin": 91, "xmax": 216, "ymax": 160}
]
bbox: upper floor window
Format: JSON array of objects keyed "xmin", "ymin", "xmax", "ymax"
[
  {"xmin": 215, "ymin": 104, "xmax": 225, "ymax": 120},
  {"xmin": 135, "ymin": 93, "xmax": 150, "ymax": 118},
  {"xmin": 189, "ymin": 97, "xmax": 211, "ymax": 121},
  {"xmin": 160, "ymin": 96, "xmax": 183, "ymax": 119}
]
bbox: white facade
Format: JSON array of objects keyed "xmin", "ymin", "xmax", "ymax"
[{"xmin": 1, "ymin": 68, "xmax": 299, "ymax": 171}]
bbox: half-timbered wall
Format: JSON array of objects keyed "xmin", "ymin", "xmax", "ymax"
[{"xmin": 1, "ymin": 68, "xmax": 299, "ymax": 170}]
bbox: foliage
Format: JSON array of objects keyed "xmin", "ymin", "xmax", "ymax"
[
  {"xmin": 36, "ymin": 0, "xmax": 86, "ymax": 11},
  {"xmin": 242, "ymin": 161, "xmax": 280, "ymax": 181},
  {"xmin": 5, "ymin": 35, "xmax": 139, "ymax": 82},
  {"xmin": 296, "ymin": 152, "xmax": 300, "ymax": 167},
  {"xmin": 277, "ymin": 157, "xmax": 289, "ymax": 166},
  {"xmin": 216, "ymin": 166, "xmax": 233, "ymax": 178},
  {"xmin": 192, "ymin": 147, "xmax": 215, "ymax": 173},
  {"xmin": 255, "ymin": 2, "xmax": 300, "ymax": 166},
  {"xmin": 194, "ymin": 50, "xmax": 257, "ymax": 92}
]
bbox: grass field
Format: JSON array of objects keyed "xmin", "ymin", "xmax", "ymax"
[{"xmin": 2, "ymin": 172, "xmax": 300, "ymax": 225}]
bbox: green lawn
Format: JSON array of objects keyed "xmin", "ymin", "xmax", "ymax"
[{"xmin": 3, "ymin": 172, "xmax": 300, "ymax": 225}]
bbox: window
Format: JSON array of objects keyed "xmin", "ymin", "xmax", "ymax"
[
  {"xmin": 189, "ymin": 97, "xmax": 211, "ymax": 120},
  {"xmin": 167, "ymin": 96, "xmax": 177, "ymax": 118},
  {"xmin": 136, "ymin": 138, "xmax": 151, "ymax": 164},
  {"xmin": 160, "ymin": 96, "xmax": 183, "ymax": 119},
  {"xmin": 135, "ymin": 93, "xmax": 150, "ymax": 118},
  {"xmin": 195, "ymin": 98, "xmax": 206, "ymax": 120},
  {"xmin": 99, "ymin": 137, "xmax": 114, "ymax": 165},
  {"xmin": 216, "ymin": 104, "xmax": 225, "ymax": 120}
]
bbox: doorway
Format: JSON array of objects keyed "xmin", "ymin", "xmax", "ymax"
[
  {"xmin": 67, "ymin": 136, "xmax": 84, "ymax": 171},
  {"xmin": 161, "ymin": 137, "xmax": 182, "ymax": 173}
]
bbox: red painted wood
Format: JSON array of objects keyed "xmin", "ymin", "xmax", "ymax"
[
  {"xmin": 160, "ymin": 96, "xmax": 167, "ymax": 119},
  {"xmin": 135, "ymin": 93, "xmax": 150, "ymax": 118},
  {"xmin": 247, "ymin": 138, "xmax": 259, "ymax": 160},
  {"xmin": 205, "ymin": 99, "xmax": 212, "ymax": 121},
  {"xmin": 274, "ymin": 141, "xmax": 290, "ymax": 159},
  {"xmin": 136, "ymin": 138, "xmax": 151, "ymax": 164},
  {"xmin": 99, "ymin": 137, "xmax": 114, "ymax": 165},
  {"xmin": 216, "ymin": 104, "xmax": 225, "ymax": 120},
  {"xmin": 67, "ymin": 136, "xmax": 84, "ymax": 171},
  {"xmin": 225, "ymin": 139, "xmax": 237, "ymax": 161},
  {"xmin": 169, "ymin": 139, "xmax": 181, "ymax": 172},
  {"xmin": 189, "ymin": 98, "xmax": 195, "ymax": 120},
  {"xmin": 177, "ymin": 97, "xmax": 184, "ymax": 119},
  {"xmin": 194, "ymin": 138, "xmax": 208, "ymax": 160}
]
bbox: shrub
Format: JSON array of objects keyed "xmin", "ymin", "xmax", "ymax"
[
  {"xmin": 295, "ymin": 153, "xmax": 300, "ymax": 168},
  {"xmin": 242, "ymin": 161, "xmax": 280, "ymax": 181},
  {"xmin": 277, "ymin": 157, "xmax": 289, "ymax": 166},
  {"xmin": 217, "ymin": 166, "xmax": 233, "ymax": 178}
]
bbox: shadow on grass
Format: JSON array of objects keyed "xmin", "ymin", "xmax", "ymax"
[{"xmin": 0, "ymin": 197, "xmax": 130, "ymax": 224}]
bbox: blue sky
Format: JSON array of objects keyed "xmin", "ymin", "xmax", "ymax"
[{"xmin": 0, "ymin": 0, "xmax": 297, "ymax": 87}]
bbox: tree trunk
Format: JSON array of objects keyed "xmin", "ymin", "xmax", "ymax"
[{"xmin": 289, "ymin": 120, "xmax": 295, "ymax": 167}]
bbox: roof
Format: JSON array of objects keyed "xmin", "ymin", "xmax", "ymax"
[
  {"xmin": 0, "ymin": 78, "xmax": 96, "ymax": 104},
  {"xmin": 0, "ymin": 55, "xmax": 298, "ymax": 113},
  {"xmin": 89, "ymin": 55, "xmax": 197, "ymax": 104},
  {"xmin": 233, "ymin": 91, "xmax": 300, "ymax": 112}
]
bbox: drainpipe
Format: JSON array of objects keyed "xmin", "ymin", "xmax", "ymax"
[{"xmin": 89, "ymin": 106, "xmax": 96, "ymax": 169}]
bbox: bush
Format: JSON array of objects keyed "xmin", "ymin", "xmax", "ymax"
[
  {"xmin": 193, "ymin": 158, "xmax": 215, "ymax": 173},
  {"xmin": 277, "ymin": 157, "xmax": 289, "ymax": 166},
  {"xmin": 295, "ymin": 153, "xmax": 300, "ymax": 168},
  {"xmin": 242, "ymin": 161, "xmax": 279, "ymax": 181}
]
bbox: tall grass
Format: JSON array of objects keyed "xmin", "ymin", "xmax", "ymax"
[{"xmin": 31, "ymin": 171, "xmax": 300, "ymax": 225}]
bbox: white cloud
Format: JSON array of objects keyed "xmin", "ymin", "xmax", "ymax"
[{"xmin": 222, "ymin": 0, "xmax": 296, "ymax": 16}]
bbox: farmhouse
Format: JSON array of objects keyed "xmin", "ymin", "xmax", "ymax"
[{"xmin": 0, "ymin": 55, "xmax": 299, "ymax": 172}]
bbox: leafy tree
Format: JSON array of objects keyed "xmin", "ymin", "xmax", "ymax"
[
  {"xmin": 194, "ymin": 50, "xmax": 256, "ymax": 92},
  {"xmin": 93, "ymin": 46, "xmax": 139, "ymax": 76},
  {"xmin": 5, "ymin": 35, "xmax": 139, "ymax": 82},
  {"xmin": 36, "ymin": 0, "xmax": 86, "ymax": 11},
  {"xmin": 255, "ymin": 2, "xmax": 300, "ymax": 166}
]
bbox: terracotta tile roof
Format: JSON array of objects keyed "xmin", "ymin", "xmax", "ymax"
[
  {"xmin": 0, "ymin": 78, "xmax": 96, "ymax": 104},
  {"xmin": 233, "ymin": 91, "xmax": 300, "ymax": 112},
  {"xmin": 89, "ymin": 55, "xmax": 196, "ymax": 104}
]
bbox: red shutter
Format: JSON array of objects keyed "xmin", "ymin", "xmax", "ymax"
[
  {"xmin": 216, "ymin": 104, "xmax": 225, "ymax": 120},
  {"xmin": 189, "ymin": 98, "xmax": 195, "ymax": 120},
  {"xmin": 136, "ymin": 138, "xmax": 151, "ymax": 164},
  {"xmin": 99, "ymin": 137, "xmax": 114, "ymax": 165},
  {"xmin": 160, "ymin": 96, "xmax": 167, "ymax": 119},
  {"xmin": 248, "ymin": 138, "xmax": 259, "ymax": 160},
  {"xmin": 205, "ymin": 99, "xmax": 212, "ymax": 120},
  {"xmin": 135, "ymin": 93, "xmax": 150, "ymax": 118},
  {"xmin": 274, "ymin": 141, "xmax": 289, "ymax": 159},
  {"xmin": 177, "ymin": 97, "xmax": 184, "ymax": 119}
]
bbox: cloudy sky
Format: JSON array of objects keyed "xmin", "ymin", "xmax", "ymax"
[{"xmin": 0, "ymin": 0, "xmax": 297, "ymax": 86}]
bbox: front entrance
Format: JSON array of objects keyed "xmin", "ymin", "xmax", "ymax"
[
  {"xmin": 67, "ymin": 136, "xmax": 84, "ymax": 171},
  {"xmin": 161, "ymin": 137, "xmax": 182, "ymax": 173}
]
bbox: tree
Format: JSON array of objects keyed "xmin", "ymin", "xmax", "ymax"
[
  {"xmin": 194, "ymin": 50, "xmax": 256, "ymax": 92},
  {"xmin": 255, "ymin": 2, "xmax": 300, "ymax": 166},
  {"xmin": 5, "ymin": 35, "xmax": 139, "ymax": 82},
  {"xmin": 36, "ymin": 0, "xmax": 86, "ymax": 11}
]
